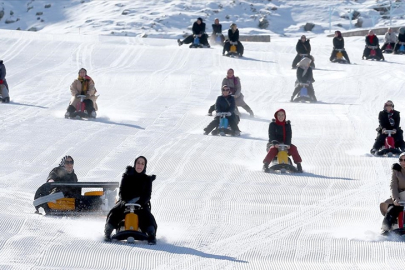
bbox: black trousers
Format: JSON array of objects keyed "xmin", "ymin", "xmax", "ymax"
[
  {"xmin": 106, "ymin": 200, "xmax": 157, "ymax": 232},
  {"xmin": 291, "ymin": 82, "xmax": 315, "ymax": 100},
  {"xmin": 363, "ymin": 47, "xmax": 384, "ymax": 59},
  {"xmin": 223, "ymin": 41, "xmax": 244, "ymax": 55},
  {"xmin": 204, "ymin": 114, "xmax": 240, "ymax": 134},
  {"xmin": 382, "ymin": 204, "xmax": 404, "ymax": 230},
  {"xmin": 329, "ymin": 49, "xmax": 350, "ymax": 62},
  {"xmin": 182, "ymin": 34, "xmax": 209, "ymax": 45},
  {"xmin": 372, "ymin": 129, "xmax": 405, "ymax": 150},
  {"xmin": 67, "ymin": 99, "xmax": 95, "ymax": 113},
  {"xmin": 381, "ymin": 42, "xmax": 396, "ymax": 51}
]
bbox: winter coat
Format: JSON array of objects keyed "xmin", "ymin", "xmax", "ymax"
[
  {"xmin": 377, "ymin": 110, "xmax": 401, "ymax": 132},
  {"xmin": 222, "ymin": 76, "xmax": 241, "ymax": 97},
  {"xmin": 215, "ymin": 95, "xmax": 235, "ymax": 114},
  {"xmin": 296, "ymin": 39, "xmax": 311, "ymax": 54},
  {"xmin": 268, "ymin": 119, "xmax": 292, "ymax": 145},
  {"xmin": 0, "ymin": 60, "xmax": 6, "ymax": 82},
  {"xmin": 192, "ymin": 22, "xmax": 206, "ymax": 35},
  {"xmin": 385, "ymin": 32, "xmax": 397, "ymax": 43},
  {"xmin": 398, "ymin": 33, "xmax": 405, "ymax": 43},
  {"xmin": 46, "ymin": 166, "xmax": 78, "ymax": 183},
  {"xmin": 390, "ymin": 163, "xmax": 405, "ymax": 202},
  {"xmin": 333, "ymin": 37, "xmax": 345, "ymax": 49},
  {"xmin": 228, "ymin": 29, "xmax": 240, "ymax": 42},
  {"xmin": 296, "ymin": 67, "xmax": 314, "ymax": 83},
  {"xmin": 365, "ymin": 35, "xmax": 379, "ymax": 46},
  {"xmin": 212, "ymin": 24, "xmax": 222, "ymax": 34},
  {"xmin": 69, "ymin": 76, "xmax": 98, "ymax": 110},
  {"xmin": 119, "ymin": 166, "xmax": 154, "ymax": 208}
]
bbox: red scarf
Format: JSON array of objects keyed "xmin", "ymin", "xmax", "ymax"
[
  {"xmin": 274, "ymin": 109, "xmax": 286, "ymax": 142},
  {"xmin": 368, "ymin": 35, "xmax": 374, "ymax": 44}
]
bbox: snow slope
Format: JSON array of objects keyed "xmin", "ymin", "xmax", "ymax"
[{"xmin": 1, "ymin": 1, "xmax": 405, "ymax": 269}]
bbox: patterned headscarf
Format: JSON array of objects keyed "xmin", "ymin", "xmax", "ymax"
[{"xmin": 59, "ymin": 155, "xmax": 74, "ymax": 167}]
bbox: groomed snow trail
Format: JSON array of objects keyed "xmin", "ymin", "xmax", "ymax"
[{"xmin": 1, "ymin": 30, "xmax": 405, "ymax": 269}]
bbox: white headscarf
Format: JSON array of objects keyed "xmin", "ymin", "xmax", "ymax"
[{"xmin": 296, "ymin": 57, "xmax": 312, "ymax": 76}]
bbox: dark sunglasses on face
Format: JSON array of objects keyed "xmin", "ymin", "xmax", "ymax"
[
  {"xmin": 399, "ymin": 159, "xmax": 405, "ymax": 162},
  {"xmin": 65, "ymin": 160, "xmax": 74, "ymax": 164}
]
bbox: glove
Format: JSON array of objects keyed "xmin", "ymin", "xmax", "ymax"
[
  {"xmin": 226, "ymin": 112, "xmax": 232, "ymax": 116},
  {"xmin": 0, "ymin": 79, "xmax": 3, "ymax": 84}
]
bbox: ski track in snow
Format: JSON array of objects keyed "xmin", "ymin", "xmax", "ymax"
[{"xmin": 1, "ymin": 28, "xmax": 405, "ymax": 269}]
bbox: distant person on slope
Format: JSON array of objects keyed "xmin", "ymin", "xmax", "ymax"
[
  {"xmin": 370, "ymin": 100, "xmax": 405, "ymax": 155},
  {"xmin": 393, "ymin": 27, "xmax": 405, "ymax": 54},
  {"xmin": 362, "ymin": 30, "xmax": 384, "ymax": 61},
  {"xmin": 65, "ymin": 68, "xmax": 98, "ymax": 118},
  {"xmin": 223, "ymin": 23, "xmax": 244, "ymax": 56},
  {"xmin": 292, "ymin": 35, "xmax": 315, "ymax": 69},
  {"xmin": 329, "ymin": 30, "xmax": 351, "ymax": 63},
  {"xmin": 381, "ymin": 27, "xmax": 397, "ymax": 53},
  {"xmin": 104, "ymin": 156, "xmax": 158, "ymax": 245},
  {"xmin": 0, "ymin": 60, "xmax": 10, "ymax": 103},
  {"xmin": 380, "ymin": 153, "xmax": 405, "ymax": 235},
  {"xmin": 290, "ymin": 57, "xmax": 316, "ymax": 102},
  {"xmin": 210, "ymin": 18, "xmax": 225, "ymax": 45},
  {"xmin": 177, "ymin": 17, "xmax": 210, "ymax": 47},
  {"xmin": 208, "ymin": 68, "xmax": 253, "ymax": 117},
  {"xmin": 262, "ymin": 109, "xmax": 303, "ymax": 173}
]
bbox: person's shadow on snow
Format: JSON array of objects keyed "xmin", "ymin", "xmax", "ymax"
[{"xmin": 293, "ymin": 171, "xmax": 355, "ymax": 181}]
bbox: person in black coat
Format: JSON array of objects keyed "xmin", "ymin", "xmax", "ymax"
[
  {"xmin": 223, "ymin": 23, "xmax": 244, "ymax": 56},
  {"xmin": 371, "ymin": 100, "xmax": 405, "ymax": 154},
  {"xmin": 0, "ymin": 60, "xmax": 10, "ymax": 103},
  {"xmin": 329, "ymin": 31, "xmax": 351, "ymax": 63},
  {"xmin": 394, "ymin": 27, "xmax": 405, "ymax": 54},
  {"xmin": 290, "ymin": 57, "xmax": 316, "ymax": 102},
  {"xmin": 177, "ymin": 17, "xmax": 210, "ymax": 47},
  {"xmin": 203, "ymin": 85, "xmax": 241, "ymax": 136},
  {"xmin": 104, "ymin": 156, "xmax": 157, "ymax": 244},
  {"xmin": 33, "ymin": 156, "xmax": 81, "ymax": 211},
  {"xmin": 210, "ymin": 18, "xmax": 225, "ymax": 45},
  {"xmin": 362, "ymin": 30, "xmax": 384, "ymax": 60},
  {"xmin": 292, "ymin": 35, "xmax": 315, "ymax": 68}
]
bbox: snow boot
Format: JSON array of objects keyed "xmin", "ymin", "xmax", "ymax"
[
  {"xmin": 146, "ymin": 226, "xmax": 156, "ymax": 245},
  {"xmin": 297, "ymin": 163, "xmax": 303, "ymax": 173},
  {"xmin": 2, "ymin": 97, "xmax": 9, "ymax": 103},
  {"xmin": 104, "ymin": 223, "xmax": 114, "ymax": 241},
  {"xmin": 177, "ymin": 39, "xmax": 183, "ymax": 46},
  {"xmin": 262, "ymin": 163, "xmax": 269, "ymax": 172}
]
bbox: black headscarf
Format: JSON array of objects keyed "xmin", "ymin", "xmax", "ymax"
[{"xmin": 134, "ymin": 156, "xmax": 147, "ymax": 174}]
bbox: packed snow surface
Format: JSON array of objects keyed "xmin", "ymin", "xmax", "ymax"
[{"xmin": 1, "ymin": 0, "xmax": 405, "ymax": 269}]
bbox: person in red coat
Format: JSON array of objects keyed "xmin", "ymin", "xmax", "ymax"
[{"xmin": 263, "ymin": 109, "xmax": 303, "ymax": 172}]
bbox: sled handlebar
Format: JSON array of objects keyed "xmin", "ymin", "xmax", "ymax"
[
  {"xmin": 367, "ymin": 45, "xmax": 378, "ymax": 49},
  {"xmin": 76, "ymin": 94, "xmax": 86, "ymax": 101},
  {"xmin": 298, "ymin": 82, "xmax": 310, "ymax": 86},
  {"xmin": 383, "ymin": 130, "xmax": 395, "ymax": 136},
  {"xmin": 216, "ymin": 112, "xmax": 231, "ymax": 117},
  {"xmin": 334, "ymin": 48, "xmax": 345, "ymax": 52}
]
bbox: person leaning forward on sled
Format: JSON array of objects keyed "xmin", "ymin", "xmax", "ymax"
[
  {"xmin": 370, "ymin": 100, "xmax": 405, "ymax": 155},
  {"xmin": 263, "ymin": 109, "xmax": 303, "ymax": 173},
  {"xmin": 65, "ymin": 68, "xmax": 98, "ymax": 118},
  {"xmin": 34, "ymin": 155, "xmax": 81, "ymax": 211},
  {"xmin": 204, "ymin": 85, "xmax": 241, "ymax": 136},
  {"xmin": 104, "ymin": 156, "xmax": 158, "ymax": 244},
  {"xmin": 380, "ymin": 153, "xmax": 405, "ymax": 235}
]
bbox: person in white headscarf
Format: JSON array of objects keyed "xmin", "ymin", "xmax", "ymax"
[{"xmin": 290, "ymin": 57, "xmax": 316, "ymax": 102}]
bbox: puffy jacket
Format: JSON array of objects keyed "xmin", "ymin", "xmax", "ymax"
[
  {"xmin": 268, "ymin": 119, "xmax": 292, "ymax": 145},
  {"xmin": 119, "ymin": 166, "xmax": 155, "ymax": 207},
  {"xmin": 333, "ymin": 37, "xmax": 345, "ymax": 49},
  {"xmin": 296, "ymin": 39, "xmax": 311, "ymax": 54},
  {"xmin": 228, "ymin": 29, "xmax": 239, "ymax": 42},
  {"xmin": 215, "ymin": 95, "xmax": 235, "ymax": 114}
]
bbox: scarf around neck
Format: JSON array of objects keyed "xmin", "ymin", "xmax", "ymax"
[{"xmin": 274, "ymin": 109, "xmax": 286, "ymax": 142}]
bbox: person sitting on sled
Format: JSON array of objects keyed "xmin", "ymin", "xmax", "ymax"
[
  {"xmin": 380, "ymin": 153, "xmax": 405, "ymax": 235},
  {"xmin": 65, "ymin": 68, "xmax": 98, "ymax": 118},
  {"xmin": 210, "ymin": 18, "xmax": 225, "ymax": 45},
  {"xmin": 262, "ymin": 109, "xmax": 303, "ymax": 172},
  {"xmin": 34, "ymin": 155, "xmax": 80, "ymax": 206},
  {"xmin": 203, "ymin": 85, "xmax": 241, "ymax": 136},
  {"xmin": 370, "ymin": 100, "xmax": 405, "ymax": 155},
  {"xmin": 177, "ymin": 17, "xmax": 210, "ymax": 47},
  {"xmin": 291, "ymin": 57, "xmax": 316, "ymax": 102},
  {"xmin": 104, "ymin": 156, "xmax": 158, "ymax": 244}
]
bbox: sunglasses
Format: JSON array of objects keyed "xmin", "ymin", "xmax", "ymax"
[
  {"xmin": 65, "ymin": 160, "xmax": 74, "ymax": 164},
  {"xmin": 399, "ymin": 159, "xmax": 405, "ymax": 162}
]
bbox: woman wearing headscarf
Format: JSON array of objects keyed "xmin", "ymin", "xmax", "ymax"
[
  {"xmin": 330, "ymin": 31, "xmax": 351, "ymax": 63},
  {"xmin": 177, "ymin": 17, "xmax": 210, "ymax": 47},
  {"xmin": 262, "ymin": 109, "xmax": 303, "ymax": 173},
  {"xmin": 223, "ymin": 23, "xmax": 244, "ymax": 56},
  {"xmin": 290, "ymin": 57, "xmax": 316, "ymax": 102},
  {"xmin": 104, "ymin": 156, "xmax": 158, "ymax": 244},
  {"xmin": 362, "ymin": 30, "xmax": 384, "ymax": 60},
  {"xmin": 393, "ymin": 27, "xmax": 405, "ymax": 54},
  {"xmin": 66, "ymin": 68, "xmax": 98, "ymax": 118},
  {"xmin": 292, "ymin": 35, "xmax": 315, "ymax": 68},
  {"xmin": 381, "ymin": 27, "xmax": 397, "ymax": 53}
]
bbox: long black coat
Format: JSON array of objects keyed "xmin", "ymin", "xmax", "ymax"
[
  {"xmin": 0, "ymin": 60, "xmax": 6, "ymax": 81},
  {"xmin": 228, "ymin": 29, "xmax": 239, "ymax": 42},
  {"xmin": 47, "ymin": 167, "xmax": 78, "ymax": 183},
  {"xmin": 365, "ymin": 35, "xmax": 379, "ymax": 46},
  {"xmin": 398, "ymin": 33, "xmax": 405, "ymax": 42},
  {"xmin": 378, "ymin": 110, "xmax": 401, "ymax": 131},
  {"xmin": 215, "ymin": 95, "xmax": 235, "ymax": 114},
  {"xmin": 296, "ymin": 67, "xmax": 314, "ymax": 83},
  {"xmin": 119, "ymin": 166, "xmax": 154, "ymax": 208},
  {"xmin": 268, "ymin": 119, "xmax": 292, "ymax": 145},
  {"xmin": 212, "ymin": 24, "xmax": 222, "ymax": 34},
  {"xmin": 192, "ymin": 22, "xmax": 206, "ymax": 35},
  {"xmin": 333, "ymin": 37, "xmax": 345, "ymax": 49},
  {"xmin": 296, "ymin": 39, "xmax": 311, "ymax": 54}
]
